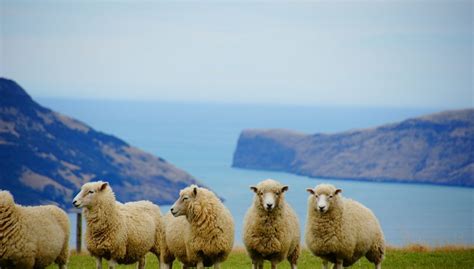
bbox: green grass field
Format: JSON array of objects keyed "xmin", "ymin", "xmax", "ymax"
[{"xmin": 47, "ymin": 245, "xmax": 474, "ymax": 269}]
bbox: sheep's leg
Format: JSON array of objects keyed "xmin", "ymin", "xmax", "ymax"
[
  {"xmin": 214, "ymin": 262, "xmax": 221, "ymax": 269},
  {"xmin": 108, "ymin": 259, "xmax": 117, "ymax": 269},
  {"xmin": 252, "ymin": 259, "xmax": 263, "ymax": 269},
  {"xmin": 271, "ymin": 261, "xmax": 277, "ymax": 269},
  {"xmin": 251, "ymin": 260, "xmax": 258, "ymax": 269},
  {"xmin": 137, "ymin": 256, "xmax": 146, "ymax": 269},
  {"xmin": 321, "ymin": 260, "xmax": 329, "ymax": 269},
  {"xmin": 95, "ymin": 257, "xmax": 103, "ymax": 269},
  {"xmin": 375, "ymin": 263, "xmax": 381, "ymax": 269},
  {"xmin": 161, "ymin": 262, "xmax": 172, "ymax": 269},
  {"xmin": 59, "ymin": 264, "xmax": 67, "ymax": 269},
  {"xmin": 196, "ymin": 261, "xmax": 204, "ymax": 269},
  {"xmin": 333, "ymin": 259, "xmax": 343, "ymax": 269}
]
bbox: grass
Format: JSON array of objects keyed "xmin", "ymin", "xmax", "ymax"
[{"xmin": 47, "ymin": 245, "xmax": 474, "ymax": 269}]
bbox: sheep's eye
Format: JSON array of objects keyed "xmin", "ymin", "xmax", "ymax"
[
  {"xmin": 315, "ymin": 195, "xmax": 319, "ymax": 198},
  {"xmin": 275, "ymin": 192, "xmax": 280, "ymax": 196},
  {"xmin": 258, "ymin": 192, "xmax": 263, "ymax": 196},
  {"xmin": 329, "ymin": 195, "xmax": 333, "ymax": 198},
  {"xmin": 182, "ymin": 196, "xmax": 188, "ymax": 201},
  {"xmin": 88, "ymin": 190, "xmax": 94, "ymax": 194}
]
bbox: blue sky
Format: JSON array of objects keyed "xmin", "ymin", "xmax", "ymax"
[{"xmin": 1, "ymin": 0, "xmax": 472, "ymax": 107}]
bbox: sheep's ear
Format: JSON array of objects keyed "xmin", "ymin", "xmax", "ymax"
[
  {"xmin": 99, "ymin": 182, "xmax": 108, "ymax": 191},
  {"xmin": 335, "ymin": 189, "xmax": 342, "ymax": 195},
  {"xmin": 193, "ymin": 186, "xmax": 198, "ymax": 197},
  {"xmin": 306, "ymin": 188, "xmax": 315, "ymax": 195},
  {"xmin": 281, "ymin": 185, "xmax": 289, "ymax": 193},
  {"xmin": 250, "ymin": 186, "xmax": 258, "ymax": 193}
]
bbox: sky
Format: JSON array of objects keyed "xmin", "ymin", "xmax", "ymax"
[{"xmin": 1, "ymin": 0, "xmax": 472, "ymax": 108}]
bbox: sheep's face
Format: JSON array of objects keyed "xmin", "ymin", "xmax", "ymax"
[
  {"xmin": 73, "ymin": 181, "xmax": 109, "ymax": 209},
  {"xmin": 306, "ymin": 184, "xmax": 342, "ymax": 213},
  {"xmin": 170, "ymin": 185, "xmax": 197, "ymax": 217},
  {"xmin": 250, "ymin": 179, "xmax": 288, "ymax": 212},
  {"xmin": 0, "ymin": 190, "xmax": 14, "ymax": 209}
]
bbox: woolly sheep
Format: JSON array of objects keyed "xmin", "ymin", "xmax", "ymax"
[
  {"xmin": 0, "ymin": 190, "xmax": 69, "ymax": 269},
  {"xmin": 305, "ymin": 184, "xmax": 385, "ymax": 269},
  {"xmin": 243, "ymin": 179, "xmax": 300, "ymax": 269},
  {"xmin": 160, "ymin": 212, "xmax": 191, "ymax": 269},
  {"xmin": 72, "ymin": 181, "xmax": 162, "ymax": 269},
  {"xmin": 170, "ymin": 185, "xmax": 234, "ymax": 269}
]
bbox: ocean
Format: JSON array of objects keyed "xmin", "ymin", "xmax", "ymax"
[{"xmin": 38, "ymin": 99, "xmax": 473, "ymax": 247}]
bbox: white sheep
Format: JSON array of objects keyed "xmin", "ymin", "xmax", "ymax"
[
  {"xmin": 305, "ymin": 184, "xmax": 385, "ymax": 269},
  {"xmin": 0, "ymin": 190, "xmax": 69, "ymax": 269},
  {"xmin": 160, "ymin": 212, "xmax": 190, "ymax": 269},
  {"xmin": 243, "ymin": 179, "xmax": 300, "ymax": 269},
  {"xmin": 170, "ymin": 185, "xmax": 234, "ymax": 269},
  {"xmin": 72, "ymin": 181, "xmax": 162, "ymax": 269}
]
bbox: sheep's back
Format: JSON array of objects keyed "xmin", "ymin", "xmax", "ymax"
[
  {"xmin": 119, "ymin": 201, "xmax": 161, "ymax": 263},
  {"xmin": 165, "ymin": 214, "xmax": 189, "ymax": 264},
  {"xmin": 21, "ymin": 205, "xmax": 68, "ymax": 267},
  {"xmin": 342, "ymin": 199, "xmax": 383, "ymax": 255}
]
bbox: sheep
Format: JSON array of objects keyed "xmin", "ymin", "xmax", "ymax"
[
  {"xmin": 305, "ymin": 184, "xmax": 385, "ymax": 269},
  {"xmin": 72, "ymin": 181, "xmax": 162, "ymax": 269},
  {"xmin": 159, "ymin": 212, "xmax": 190, "ymax": 269},
  {"xmin": 0, "ymin": 190, "xmax": 69, "ymax": 269},
  {"xmin": 243, "ymin": 179, "xmax": 300, "ymax": 269},
  {"xmin": 170, "ymin": 185, "xmax": 234, "ymax": 269}
]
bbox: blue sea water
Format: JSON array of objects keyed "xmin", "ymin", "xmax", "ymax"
[{"xmin": 38, "ymin": 99, "xmax": 473, "ymax": 247}]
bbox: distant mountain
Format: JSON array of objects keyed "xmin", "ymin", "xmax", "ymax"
[
  {"xmin": 233, "ymin": 109, "xmax": 474, "ymax": 187},
  {"xmin": 0, "ymin": 78, "xmax": 201, "ymax": 209}
]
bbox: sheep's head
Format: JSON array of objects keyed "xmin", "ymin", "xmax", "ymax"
[
  {"xmin": 250, "ymin": 179, "xmax": 288, "ymax": 212},
  {"xmin": 72, "ymin": 181, "xmax": 110, "ymax": 209},
  {"xmin": 170, "ymin": 184, "xmax": 198, "ymax": 217},
  {"xmin": 0, "ymin": 190, "xmax": 14, "ymax": 209},
  {"xmin": 306, "ymin": 184, "xmax": 342, "ymax": 214}
]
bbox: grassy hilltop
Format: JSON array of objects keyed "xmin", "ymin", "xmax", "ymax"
[{"xmin": 47, "ymin": 245, "xmax": 474, "ymax": 269}]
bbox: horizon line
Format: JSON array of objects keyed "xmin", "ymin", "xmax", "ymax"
[{"xmin": 34, "ymin": 95, "xmax": 472, "ymax": 111}]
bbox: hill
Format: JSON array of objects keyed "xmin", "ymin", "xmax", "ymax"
[
  {"xmin": 233, "ymin": 109, "xmax": 474, "ymax": 187},
  {"xmin": 0, "ymin": 78, "xmax": 201, "ymax": 209}
]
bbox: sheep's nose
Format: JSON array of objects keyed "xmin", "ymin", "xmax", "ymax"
[
  {"xmin": 170, "ymin": 207, "xmax": 175, "ymax": 213},
  {"xmin": 72, "ymin": 200, "xmax": 77, "ymax": 206},
  {"xmin": 266, "ymin": 203, "xmax": 273, "ymax": 208},
  {"xmin": 319, "ymin": 206, "xmax": 325, "ymax": 211}
]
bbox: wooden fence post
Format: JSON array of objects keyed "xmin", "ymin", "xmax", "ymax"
[{"xmin": 76, "ymin": 212, "xmax": 82, "ymax": 253}]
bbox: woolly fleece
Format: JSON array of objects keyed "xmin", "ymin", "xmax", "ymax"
[
  {"xmin": 305, "ymin": 184, "xmax": 385, "ymax": 267},
  {"xmin": 0, "ymin": 190, "xmax": 69, "ymax": 269},
  {"xmin": 243, "ymin": 179, "xmax": 300, "ymax": 268},
  {"xmin": 160, "ymin": 213, "xmax": 191, "ymax": 268},
  {"xmin": 75, "ymin": 181, "xmax": 162, "ymax": 267},
  {"xmin": 171, "ymin": 185, "xmax": 234, "ymax": 267}
]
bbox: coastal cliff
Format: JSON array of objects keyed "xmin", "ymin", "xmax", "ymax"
[{"xmin": 233, "ymin": 109, "xmax": 474, "ymax": 187}]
